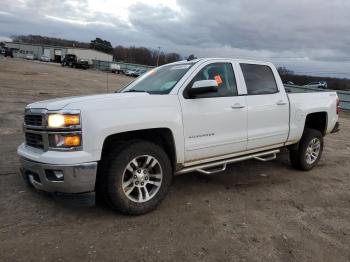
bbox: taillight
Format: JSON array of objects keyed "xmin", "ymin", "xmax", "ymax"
[{"xmin": 336, "ymin": 97, "xmax": 340, "ymax": 114}]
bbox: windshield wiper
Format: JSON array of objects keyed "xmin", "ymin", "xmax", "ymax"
[{"xmin": 124, "ymin": 89, "xmax": 148, "ymax": 93}]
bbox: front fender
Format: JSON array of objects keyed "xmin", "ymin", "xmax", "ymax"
[{"xmin": 66, "ymin": 95, "xmax": 185, "ymax": 164}]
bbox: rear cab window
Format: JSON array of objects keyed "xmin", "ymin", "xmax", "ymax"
[{"xmin": 240, "ymin": 63, "xmax": 278, "ymax": 95}]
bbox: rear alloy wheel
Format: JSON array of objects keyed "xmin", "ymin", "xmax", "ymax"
[
  {"xmin": 101, "ymin": 141, "xmax": 172, "ymax": 215},
  {"xmin": 305, "ymin": 138, "xmax": 321, "ymax": 165},
  {"xmin": 290, "ymin": 128, "xmax": 323, "ymax": 171}
]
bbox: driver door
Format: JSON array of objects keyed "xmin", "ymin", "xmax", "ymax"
[{"xmin": 179, "ymin": 62, "xmax": 247, "ymax": 163}]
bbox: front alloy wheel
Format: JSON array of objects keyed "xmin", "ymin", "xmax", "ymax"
[
  {"xmin": 122, "ymin": 155, "xmax": 163, "ymax": 203},
  {"xmin": 100, "ymin": 140, "xmax": 172, "ymax": 215}
]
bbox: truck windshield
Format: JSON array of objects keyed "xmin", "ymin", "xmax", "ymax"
[{"xmin": 121, "ymin": 63, "xmax": 193, "ymax": 94}]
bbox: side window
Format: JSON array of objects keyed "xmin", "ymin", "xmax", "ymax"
[
  {"xmin": 186, "ymin": 63, "xmax": 238, "ymax": 98},
  {"xmin": 240, "ymin": 64, "xmax": 278, "ymax": 95}
]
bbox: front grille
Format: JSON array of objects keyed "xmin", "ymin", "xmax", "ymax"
[
  {"xmin": 24, "ymin": 114, "xmax": 43, "ymax": 127},
  {"xmin": 25, "ymin": 133, "xmax": 44, "ymax": 149}
]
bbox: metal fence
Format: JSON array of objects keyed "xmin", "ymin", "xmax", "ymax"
[
  {"xmin": 285, "ymin": 84, "xmax": 350, "ymax": 110},
  {"xmin": 92, "ymin": 60, "xmax": 155, "ymax": 72}
]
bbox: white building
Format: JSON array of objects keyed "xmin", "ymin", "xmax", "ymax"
[{"xmin": 5, "ymin": 42, "xmax": 113, "ymax": 64}]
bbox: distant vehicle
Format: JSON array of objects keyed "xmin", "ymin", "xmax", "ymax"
[
  {"xmin": 286, "ymin": 81, "xmax": 295, "ymax": 85},
  {"xmin": 131, "ymin": 69, "xmax": 141, "ymax": 77},
  {"xmin": 125, "ymin": 69, "xmax": 148, "ymax": 77},
  {"xmin": 110, "ymin": 64, "xmax": 123, "ymax": 74},
  {"xmin": 2, "ymin": 47, "xmax": 13, "ymax": 58},
  {"xmin": 25, "ymin": 54, "xmax": 35, "ymax": 60},
  {"xmin": 61, "ymin": 54, "xmax": 77, "ymax": 67},
  {"xmin": 305, "ymin": 81, "xmax": 328, "ymax": 89},
  {"xmin": 133, "ymin": 69, "xmax": 148, "ymax": 77},
  {"xmin": 75, "ymin": 59, "xmax": 90, "ymax": 70},
  {"xmin": 124, "ymin": 69, "xmax": 137, "ymax": 76},
  {"xmin": 61, "ymin": 54, "xmax": 90, "ymax": 69},
  {"xmin": 40, "ymin": 55, "xmax": 50, "ymax": 62}
]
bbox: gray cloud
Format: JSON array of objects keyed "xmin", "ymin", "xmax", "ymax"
[
  {"xmin": 1, "ymin": 0, "xmax": 350, "ymax": 77},
  {"xmin": 128, "ymin": 0, "xmax": 350, "ymax": 58}
]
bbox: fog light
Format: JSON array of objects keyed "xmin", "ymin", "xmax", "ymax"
[
  {"xmin": 48, "ymin": 134, "xmax": 82, "ymax": 149},
  {"xmin": 45, "ymin": 170, "xmax": 64, "ymax": 181},
  {"xmin": 64, "ymin": 135, "xmax": 81, "ymax": 147},
  {"xmin": 54, "ymin": 170, "xmax": 64, "ymax": 180}
]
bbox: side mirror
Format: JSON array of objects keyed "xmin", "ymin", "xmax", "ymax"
[{"xmin": 188, "ymin": 80, "xmax": 218, "ymax": 97}]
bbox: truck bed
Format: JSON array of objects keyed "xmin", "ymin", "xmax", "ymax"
[{"xmin": 287, "ymin": 91, "xmax": 338, "ymax": 144}]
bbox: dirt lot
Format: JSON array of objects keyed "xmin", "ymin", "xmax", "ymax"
[{"xmin": 0, "ymin": 57, "xmax": 349, "ymax": 262}]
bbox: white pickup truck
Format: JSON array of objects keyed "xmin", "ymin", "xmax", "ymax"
[{"xmin": 18, "ymin": 58, "xmax": 340, "ymax": 215}]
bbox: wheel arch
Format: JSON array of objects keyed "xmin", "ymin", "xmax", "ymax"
[
  {"xmin": 304, "ymin": 111, "xmax": 328, "ymax": 136},
  {"xmin": 100, "ymin": 128, "xmax": 177, "ymax": 171}
]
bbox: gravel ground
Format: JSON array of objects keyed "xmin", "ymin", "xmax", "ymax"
[{"xmin": 0, "ymin": 57, "xmax": 349, "ymax": 262}]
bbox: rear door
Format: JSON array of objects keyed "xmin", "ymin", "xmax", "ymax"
[
  {"xmin": 239, "ymin": 63, "xmax": 289, "ymax": 150},
  {"xmin": 179, "ymin": 61, "xmax": 247, "ymax": 162}
]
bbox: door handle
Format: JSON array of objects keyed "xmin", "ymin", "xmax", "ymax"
[
  {"xmin": 276, "ymin": 100, "xmax": 287, "ymax": 105},
  {"xmin": 231, "ymin": 103, "xmax": 245, "ymax": 109}
]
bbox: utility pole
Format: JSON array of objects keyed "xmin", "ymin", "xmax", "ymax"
[{"xmin": 156, "ymin": 46, "xmax": 161, "ymax": 67}]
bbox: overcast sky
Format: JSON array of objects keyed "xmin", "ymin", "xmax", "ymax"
[{"xmin": 1, "ymin": 0, "xmax": 350, "ymax": 78}]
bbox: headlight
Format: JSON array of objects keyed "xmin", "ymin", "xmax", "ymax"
[
  {"xmin": 48, "ymin": 114, "xmax": 80, "ymax": 128},
  {"xmin": 48, "ymin": 133, "xmax": 81, "ymax": 149}
]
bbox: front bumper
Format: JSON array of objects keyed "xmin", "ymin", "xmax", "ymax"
[{"xmin": 19, "ymin": 157, "xmax": 97, "ymax": 193}]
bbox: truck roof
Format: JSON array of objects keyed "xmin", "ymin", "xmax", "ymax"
[{"xmin": 173, "ymin": 57, "xmax": 273, "ymax": 66}]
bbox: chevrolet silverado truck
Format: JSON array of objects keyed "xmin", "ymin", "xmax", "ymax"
[{"xmin": 18, "ymin": 58, "xmax": 340, "ymax": 215}]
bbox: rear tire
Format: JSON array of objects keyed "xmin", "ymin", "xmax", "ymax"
[
  {"xmin": 99, "ymin": 140, "xmax": 172, "ymax": 215},
  {"xmin": 289, "ymin": 128, "xmax": 323, "ymax": 171}
]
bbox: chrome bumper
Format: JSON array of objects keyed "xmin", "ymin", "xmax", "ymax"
[{"xmin": 19, "ymin": 157, "xmax": 97, "ymax": 193}]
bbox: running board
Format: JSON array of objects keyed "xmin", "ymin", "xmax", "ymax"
[{"xmin": 176, "ymin": 149, "xmax": 280, "ymax": 175}]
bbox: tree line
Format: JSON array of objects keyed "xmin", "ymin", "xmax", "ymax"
[
  {"xmin": 11, "ymin": 35, "xmax": 349, "ymax": 89},
  {"xmin": 11, "ymin": 35, "xmax": 182, "ymax": 66},
  {"xmin": 12, "ymin": 35, "xmax": 91, "ymax": 49}
]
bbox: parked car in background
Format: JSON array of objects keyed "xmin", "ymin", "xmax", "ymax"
[
  {"xmin": 25, "ymin": 54, "xmax": 35, "ymax": 60},
  {"xmin": 40, "ymin": 55, "xmax": 50, "ymax": 62},
  {"xmin": 124, "ymin": 69, "xmax": 137, "ymax": 76},
  {"xmin": 304, "ymin": 81, "xmax": 328, "ymax": 89},
  {"xmin": 1, "ymin": 47, "xmax": 13, "ymax": 58},
  {"xmin": 133, "ymin": 69, "xmax": 148, "ymax": 77},
  {"xmin": 61, "ymin": 54, "xmax": 77, "ymax": 67},
  {"xmin": 62, "ymin": 55, "xmax": 90, "ymax": 69},
  {"xmin": 126, "ymin": 69, "xmax": 149, "ymax": 77},
  {"xmin": 18, "ymin": 58, "xmax": 340, "ymax": 215},
  {"xmin": 131, "ymin": 69, "xmax": 142, "ymax": 77},
  {"xmin": 110, "ymin": 64, "xmax": 124, "ymax": 74},
  {"xmin": 75, "ymin": 59, "xmax": 90, "ymax": 70}
]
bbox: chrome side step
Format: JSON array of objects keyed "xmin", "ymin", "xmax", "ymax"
[
  {"xmin": 176, "ymin": 149, "xmax": 280, "ymax": 175},
  {"xmin": 197, "ymin": 164, "xmax": 227, "ymax": 175}
]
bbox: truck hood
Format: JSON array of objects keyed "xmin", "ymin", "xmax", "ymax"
[{"xmin": 26, "ymin": 93, "xmax": 149, "ymax": 111}]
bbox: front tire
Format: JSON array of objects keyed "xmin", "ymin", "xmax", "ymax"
[
  {"xmin": 289, "ymin": 128, "xmax": 323, "ymax": 171},
  {"xmin": 100, "ymin": 141, "xmax": 173, "ymax": 215}
]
